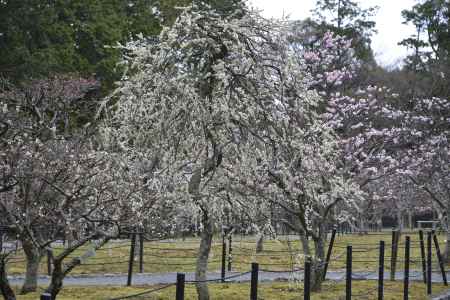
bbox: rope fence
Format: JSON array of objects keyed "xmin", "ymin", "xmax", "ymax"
[{"xmin": 1, "ymin": 229, "xmax": 448, "ymax": 299}]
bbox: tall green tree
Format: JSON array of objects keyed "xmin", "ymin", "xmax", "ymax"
[
  {"xmin": 0, "ymin": 0, "xmax": 244, "ymax": 89},
  {"xmin": 400, "ymin": 0, "xmax": 450, "ymax": 98}
]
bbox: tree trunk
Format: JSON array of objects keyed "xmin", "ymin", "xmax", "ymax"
[
  {"xmin": 445, "ymin": 229, "xmax": 450, "ymax": 263},
  {"xmin": 0, "ymin": 257, "xmax": 16, "ymax": 300},
  {"xmin": 65, "ymin": 229, "xmax": 74, "ymax": 248},
  {"xmin": 45, "ymin": 236, "xmax": 111, "ymax": 299},
  {"xmin": 311, "ymin": 233, "xmax": 326, "ymax": 291},
  {"xmin": 255, "ymin": 233, "xmax": 264, "ymax": 253},
  {"xmin": 20, "ymin": 241, "xmax": 42, "ymax": 294},
  {"xmin": 195, "ymin": 212, "xmax": 213, "ymax": 300},
  {"xmin": 444, "ymin": 204, "xmax": 450, "ymax": 263},
  {"xmin": 359, "ymin": 216, "xmax": 367, "ymax": 234},
  {"xmin": 45, "ymin": 255, "xmax": 82, "ymax": 300},
  {"xmin": 407, "ymin": 211, "xmax": 413, "ymax": 230},
  {"xmin": 300, "ymin": 232, "xmax": 310, "ymax": 256},
  {"xmin": 298, "ymin": 227, "xmax": 326, "ymax": 291},
  {"xmin": 45, "ymin": 258, "xmax": 65, "ymax": 300},
  {"xmin": 396, "ymin": 210, "xmax": 404, "ymax": 231}
]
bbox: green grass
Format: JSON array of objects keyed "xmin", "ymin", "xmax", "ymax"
[
  {"xmin": 13, "ymin": 281, "xmax": 450, "ymax": 300},
  {"xmin": 5, "ymin": 231, "xmax": 449, "ymax": 275}
]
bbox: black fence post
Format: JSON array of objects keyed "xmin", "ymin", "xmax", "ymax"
[
  {"xmin": 139, "ymin": 232, "xmax": 144, "ymax": 273},
  {"xmin": 221, "ymin": 235, "xmax": 226, "ymax": 282},
  {"xmin": 323, "ymin": 229, "xmax": 336, "ymax": 280},
  {"xmin": 304, "ymin": 258, "xmax": 311, "ymax": 300},
  {"xmin": 228, "ymin": 234, "xmax": 232, "ymax": 272},
  {"xmin": 432, "ymin": 231, "xmax": 448, "ymax": 285},
  {"xmin": 46, "ymin": 249, "xmax": 53, "ymax": 276},
  {"xmin": 250, "ymin": 262, "xmax": 259, "ymax": 300},
  {"xmin": 404, "ymin": 236, "xmax": 410, "ymax": 300},
  {"xmin": 40, "ymin": 293, "xmax": 52, "ymax": 300},
  {"xmin": 427, "ymin": 231, "xmax": 432, "ymax": 295},
  {"xmin": 176, "ymin": 273, "xmax": 185, "ymax": 300},
  {"xmin": 127, "ymin": 233, "xmax": 136, "ymax": 286},
  {"xmin": 378, "ymin": 241, "xmax": 385, "ymax": 300},
  {"xmin": 390, "ymin": 230, "xmax": 400, "ymax": 281},
  {"xmin": 419, "ymin": 230, "xmax": 427, "ymax": 284},
  {"xmin": 346, "ymin": 245, "xmax": 352, "ymax": 300}
]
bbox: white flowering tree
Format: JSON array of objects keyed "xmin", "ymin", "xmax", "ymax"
[
  {"xmin": 0, "ymin": 76, "xmax": 154, "ymax": 299},
  {"xmin": 226, "ymin": 109, "xmax": 364, "ymax": 290},
  {"xmin": 102, "ymin": 4, "xmax": 364, "ymax": 295}
]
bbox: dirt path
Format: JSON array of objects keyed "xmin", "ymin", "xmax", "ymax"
[{"xmin": 7, "ymin": 270, "xmax": 449, "ymax": 286}]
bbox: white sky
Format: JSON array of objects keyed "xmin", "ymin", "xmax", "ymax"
[{"xmin": 248, "ymin": 0, "xmax": 417, "ymax": 67}]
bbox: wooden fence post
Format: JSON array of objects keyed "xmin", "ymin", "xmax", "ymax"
[
  {"xmin": 139, "ymin": 232, "xmax": 144, "ymax": 273},
  {"xmin": 176, "ymin": 273, "xmax": 185, "ymax": 300},
  {"xmin": 127, "ymin": 233, "xmax": 136, "ymax": 286},
  {"xmin": 419, "ymin": 230, "xmax": 427, "ymax": 284},
  {"xmin": 228, "ymin": 234, "xmax": 232, "ymax": 272},
  {"xmin": 403, "ymin": 236, "xmax": 410, "ymax": 300},
  {"xmin": 323, "ymin": 229, "xmax": 336, "ymax": 280},
  {"xmin": 432, "ymin": 231, "xmax": 448, "ymax": 285},
  {"xmin": 46, "ymin": 249, "xmax": 53, "ymax": 276},
  {"xmin": 378, "ymin": 240, "xmax": 385, "ymax": 300},
  {"xmin": 221, "ymin": 235, "xmax": 226, "ymax": 282},
  {"xmin": 250, "ymin": 263, "xmax": 259, "ymax": 300},
  {"xmin": 427, "ymin": 231, "xmax": 432, "ymax": 295},
  {"xmin": 346, "ymin": 245, "xmax": 352, "ymax": 300},
  {"xmin": 304, "ymin": 258, "xmax": 311, "ymax": 300}
]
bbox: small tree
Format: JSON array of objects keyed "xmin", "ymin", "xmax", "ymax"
[{"xmin": 0, "ymin": 75, "xmax": 99, "ymax": 294}]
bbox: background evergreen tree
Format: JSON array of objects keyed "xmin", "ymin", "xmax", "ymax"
[
  {"xmin": 0, "ymin": 0, "xmax": 244, "ymax": 91},
  {"xmin": 400, "ymin": 0, "xmax": 450, "ymax": 98}
]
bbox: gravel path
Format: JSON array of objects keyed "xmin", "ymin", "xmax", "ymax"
[{"xmin": 7, "ymin": 270, "xmax": 450, "ymax": 286}]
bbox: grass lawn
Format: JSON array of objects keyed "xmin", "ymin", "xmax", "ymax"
[
  {"xmin": 13, "ymin": 281, "xmax": 450, "ymax": 300},
  {"xmin": 7, "ymin": 232, "xmax": 450, "ymax": 299},
  {"xmin": 5, "ymin": 231, "xmax": 449, "ymax": 275}
]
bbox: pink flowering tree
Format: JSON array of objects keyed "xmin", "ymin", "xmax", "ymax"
[
  {"xmin": 296, "ymin": 30, "xmax": 449, "ymax": 240},
  {"xmin": 325, "ymin": 84, "xmax": 449, "ymax": 239},
  {"xmin": 297, "ymin": 31, "xmax": 358, "ymax": 96},
  {"xmin": 398, "ymin": 97, "xmax": 450, "ymax": 258}
]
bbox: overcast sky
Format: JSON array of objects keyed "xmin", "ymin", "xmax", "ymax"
[{"xmin": 248, "ymin": 0, "xmax": 417, "ymax": 67}]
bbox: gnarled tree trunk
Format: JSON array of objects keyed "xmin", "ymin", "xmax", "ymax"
[
  {"xmin": 45, "ymin": 256, "xmax": 67, "ymax": 299},
  {"xmin": 195, "ymin": 211, "xmax": 213, "ymax": 300},
  {"xmin": 311, "ymin": 235, "xmax": 326, "ymax": 291},
  {"xmin": 396, "ymin": 210, "xmax": 404, "ymax": 231},
  {"xmin": 20, "ymin": 240, "xmax": 42, "ymax": 294},
  {"xmin": 300, "ymin": 231, "xmax": 310, "ymax": 256},
  {"xmin": 45, "ymin": 236, "xmax": 110, "ymax": 299},
  {"xmin": 0, "ymin": 256, "xmax": 16, "ymax": 300},
  {"xmin": 299, "ymin": 225, "xmax": 326, "ymax": 292},
  {"xmin": 255, "ymin": 233, "xmax": 264, "ymax": 253}
]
